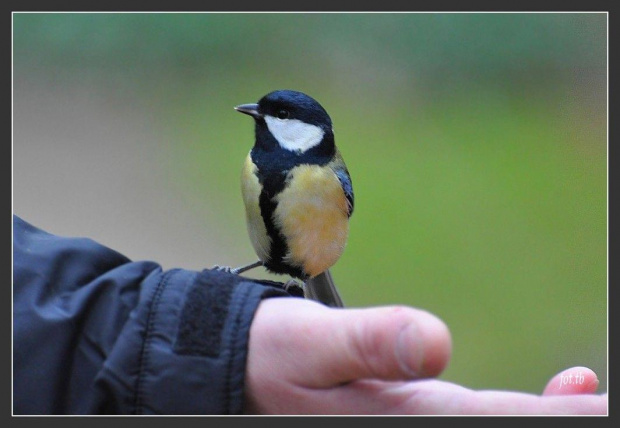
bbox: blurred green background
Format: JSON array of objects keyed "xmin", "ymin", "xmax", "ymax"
[{"xmin": 13, "ymin": 13, "xmax": 607, "ymax": 394}]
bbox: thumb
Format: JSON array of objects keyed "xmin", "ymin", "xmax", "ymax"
[
  {"xmin": 250, "ymin": 299, "xmax": 452, "ymax": 388},
  {"xmin": 313, "ymin": 305, "xmax": 452, "ymax": 387}
]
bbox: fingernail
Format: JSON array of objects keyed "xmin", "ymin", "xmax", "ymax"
[{"xmin": 396, "ymin": 323, "xmax": 424, "ymax": 377}]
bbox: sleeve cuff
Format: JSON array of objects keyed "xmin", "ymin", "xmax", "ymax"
[{"xmin": 95, "ymin": 268, "xmax": 290, "ymax": 414}]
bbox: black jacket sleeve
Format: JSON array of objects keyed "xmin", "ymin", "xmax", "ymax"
[{"xmin": 12, "ymin": 215, "xmax": 291, "ymax": 415}]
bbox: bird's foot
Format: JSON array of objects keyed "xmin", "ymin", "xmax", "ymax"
[
  {"xmin": 212, "ymin": 265, "xmax": 235, "ymax": 274},
  {"xmin": 283, "ymin": 279, "xmax": 305, "ymax": 298}
]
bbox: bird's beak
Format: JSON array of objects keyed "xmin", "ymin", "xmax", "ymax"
[{"xmin": 234, "ymin": 103, "xmax": 262, "ymax": 119}]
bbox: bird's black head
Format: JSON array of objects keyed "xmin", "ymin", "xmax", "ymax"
[
  {"xmin": 257, "ymin": 90, "xmax": 332, "ymax": 131},
  {"xmin": 235, "ymin": 90, "xmax": 335, "ymax": 156}
]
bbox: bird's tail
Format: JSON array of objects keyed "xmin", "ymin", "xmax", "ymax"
[{"xmin": 304, "ymin": 269, "xmax": 344, "ymax": 308}]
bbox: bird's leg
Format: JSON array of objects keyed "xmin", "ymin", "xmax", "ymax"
[
  {"xmin": 212, "ymin": 260, "xmax": 263, "ymax": 275},
  {"xmin": 231, "ymin": 260, "xmax": 264, "ymax": 275}
]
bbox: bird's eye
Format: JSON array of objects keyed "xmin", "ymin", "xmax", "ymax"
[{"xmin": 277, "ymin": 110, "xmax": 289, "ymax": 120}]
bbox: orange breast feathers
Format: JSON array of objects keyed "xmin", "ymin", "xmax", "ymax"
[{"xmin": 273, "ymin": 164, "xmax": 350, "ymax": 278}]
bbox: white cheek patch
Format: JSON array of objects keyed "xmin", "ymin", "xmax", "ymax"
[{"xmin": 264, "ymin": 115, "xmax": 325, "ymax": 153}]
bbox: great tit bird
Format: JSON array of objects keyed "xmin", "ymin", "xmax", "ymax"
[{"xmin": 232, "ymin": 90, "xmax": 354, "ymax": 307}]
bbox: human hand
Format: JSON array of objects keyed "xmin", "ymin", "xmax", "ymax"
[{"xmin": 244, "ymin": 298, "xmax": 606, "ymax": 415}]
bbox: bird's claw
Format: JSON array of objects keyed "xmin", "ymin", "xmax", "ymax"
[
  {"xmin": 212, "ymin": 265, "xmax": 235, "ymax": 274},
  {"xmin": 283, "ymin": 279, "xmax": 305, "ymax": 298}
]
